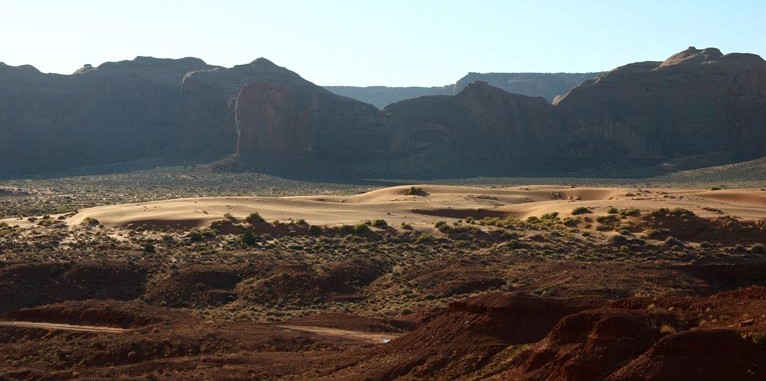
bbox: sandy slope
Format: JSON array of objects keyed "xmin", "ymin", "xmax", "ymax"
[{"xmin": 6, "ymin": 185, "xmax": 764, "ymax": 230}]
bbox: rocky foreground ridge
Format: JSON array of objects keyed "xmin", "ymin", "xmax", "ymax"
[{"xmin": 1, "ymin": 47, "xmax": 764, "ymax": 178}]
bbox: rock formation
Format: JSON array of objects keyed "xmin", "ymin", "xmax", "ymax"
[
  {"xmin": 556, "ymin": 47, "xmax": 766, "ymax": 163},
  {"xmin": 1, "ymin": 47, "xmax": 765, "ymax": 178},
  {"xmin": 235, "ymin": 80, "xmax": 383, "ymax": 163},
  {"xmin": 0, "ymin": 57, "xmax": 213, "ymax": 176},
  {"xmin": 455, "ymin": 72, "xmax": 602, "ymax": 103}
]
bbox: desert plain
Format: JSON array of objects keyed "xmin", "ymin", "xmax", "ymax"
[{"xmin": 1, "ymin": 178, "xmax": 765, "ymax": 380}]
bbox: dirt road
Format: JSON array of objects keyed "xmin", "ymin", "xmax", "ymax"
[
  {"xmin": 0, "ymin": 321, "xmax": 128, "ymax": 333},
  {"xmin": 277, "ymin": 324, "xmax": 400, "ymax": 343}
]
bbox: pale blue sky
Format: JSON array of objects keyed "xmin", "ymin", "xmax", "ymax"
[{"xmin": 2, "ymin": 1, "xmax": 764, "ymax": 86}]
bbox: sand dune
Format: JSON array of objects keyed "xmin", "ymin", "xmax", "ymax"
[{"xmin": 36, "ymin": 185, "xmax": 764, "ymax": 231}]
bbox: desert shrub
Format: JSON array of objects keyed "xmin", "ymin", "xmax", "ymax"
[
  {"xmin": 241, "ymin": 230, "xmax": 257, "ymax": 246},
  {"xmin": 596, "ymin": 215, "xmax": 618, "ymax": 224},
  {"xmin": 620, "ymin": 208, "xmax": 641, "ymax": 218},
  {"xmin": 562, "ymin": 217, "xmax": 579, "ymax": 227},
  {"xmin": 664, "ymin": 236, "xmax": 685, "ymax": 248},
  {"xmin": 354, "ymin": 223, "xmax": 372, "ymax": 235},
  {"xmin": 188, "ymin": 229, "xmax": 202, "ymax": 242},
  {"xmin": 750, "ymin": 243, "xmax": 766, "ymax": 254},
  {"xmin": 645, "ymin": 228, "xmax": 670, "ymax": 239},
  {"xmin": 541, "ymin": 212, "xmax": 559, "ymax": 221},
  {"xmin": 81, "ymin": 217, "xmax": 100, "ymax": 227},
  {"xmin": 244, "ymin": 212, "xmax": 265, "ymax": 224},
  {"xmin": 607, "ymin": 207, "xmax": 619, "ymax": 214},
  {"xmin": 526, "ymin": 216, "xmax": 540, "ymax": 223},
  {"xmin": 650, "ymin": 208, "xmax": 696, "ymax": 219},
  {"xmin": 308, "ymin": 225, "xmax": 323, "ymax": 235},
  {"xmin": 414, "ymin": 233, "xmax": 431, "ymax": 244},
  {"xmin": 753, "ymin": 331, "xmax": 766, "ymax": 347},
  {"xmin": 339, "ymin": 224, "xmax": 355, "ymax": 235},
  {"xmin": 223, "ymin": 213, "xmax": 237, "ymax": 222},
  {"xmin": 372, "ymin": 219, "xmax": 388, "ymax": 228},
  {"xmin": 571, "ymin": 207, "xmax": 592, "ymax": 215},
  {"xmin": 143, "ymin": 243, "xmax": 156, "ymax": 253},
  {"xmin": 405, "ymin": 186, "xmax": 428, "ymax": 196},
  {"xmin": 400, "ymin": 222, "xmax": 413, "ymax": 230},
  {"xmin": 434, "ymin": 220, "xmax": 449, "ymax": 232},
  {"xmin": 710, "ymin": 187, "xmax": 721, "ymax": 191}
]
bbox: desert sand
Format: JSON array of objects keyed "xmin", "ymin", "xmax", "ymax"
[{"xmin": 45, "ymin": 185, "xmax": 766, "ymax": 230}]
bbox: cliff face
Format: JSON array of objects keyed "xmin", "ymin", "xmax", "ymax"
[
  {"xmin": 1, "ymin": 47, "xmax": 765, "ymax": 178},
  {"xmin": 234, "ymin": 81, "xmax": 384, "ymax": 164},
  {"xmin": 0, "ymin": 57, "xmax": 213, "ymax": 176},
  {"xmin": 556, "ymin": 47, "xmax": 766, "ymax": 162},
  {"xmin": 177, "ymin": 58, "xmax": 313, "ymax": 162},
  {"xmin": 385, "ymin": 81, "xmax": 557, "ymax": 159}
]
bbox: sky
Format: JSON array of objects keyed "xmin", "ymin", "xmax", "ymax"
[{"xmin": 2, "ymin": 1, "xmax": 765, "ymax": 86}]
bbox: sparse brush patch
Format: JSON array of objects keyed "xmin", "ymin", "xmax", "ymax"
[
  {"xmin": 405, "ymin": 186, "xmax": 429, "ymax": 197},
  {"xmin": 607, "ymin": 207, "xmax": 619, "ymax": 214},
  {"xmin": 650, "ymin": 207, "xmax": 696, "ymax": 219},
  {"xmin": 244, "ymin": 212, "xmax": 265, "ymax": 224},
  {"xmin": 81, "ymin": 217, "xmax": 100, "ymax": 227},
  {"xmin": 353, "ymin": 223, "xmax": 372, "ymax": 235},
  {"xmin": 541, "ymin": 212, "xmax": 559, "ymax": 221},
  {"xmin": 372, "ymin": 219, "xmax": 388, "ymax": 228},
  {"xmin": 143, "ymin": 243, "xmax": 155, "ymax": 253},
  {"xmin": 571, "ymin": 207, "xmax": 592, "ymax": 215},
  {"xmin": 620, "ymin": 208, "xmax": 641, "ymax": 218},
  {"xmin": 400, "ymin": 222, "xmax": 413, "ymax": 230},
  {"xmin": 562, "ymin": 217, "xmax": 579, "ymax": 227}
]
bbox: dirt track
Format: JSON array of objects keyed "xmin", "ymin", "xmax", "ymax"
[
  {"xmin": 0, "ymin": 321, "xmax": 128, "ymax": 333},
  {"xmin": 277, "ymin": 325, "xmax": 400, "ymax": 343}
]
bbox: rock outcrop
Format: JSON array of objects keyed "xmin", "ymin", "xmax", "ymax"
[
  {"xmin": 556, "ymin": 47, "xmax": 766, "ymax": 162},
  {"xmin": 455, "ymin": 72, "xmax": 602, "ymax": 103},
  {"xmin": 235, "ymin": 80, "xmax": 383, "ymax": 165},
  {"xmin": 325, "ymin": 73, "xmax": 599, "ymax": 109},
  {"xmin": 0, "ymin": 57, "xmax": 213, "ymax": 176},
  {"xmin": 1, "ymin": 47, "xmax": 765, "ymax": 178}
]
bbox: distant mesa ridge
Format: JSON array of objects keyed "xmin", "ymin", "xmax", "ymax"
[{"xmin": 0, "ymin": 47, "xmax": 764, "ymax": 178}]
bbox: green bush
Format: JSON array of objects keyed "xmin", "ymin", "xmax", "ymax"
[
  {"xmin": 620, "ymin": 208, "xmax": 641, "ymax": 218},
  {"xmin": 372, "ymin": 219, "xmax": 388, "ymax": 228},
  {"xmin": 188, "ymin": 229, "xmax": 203, "ymax": 242},
  {"xmin": 241, "ymin": 230, "xmax": 257, "ymax": 246},
  {"xmin": 354, "ymin": 223, "xmax": 372, "ymax": 235},
  {"xmin": 244, "ymin": 212, "xmax": 265, "ymax": 224},
  {"xmin": 143, "ymin": 243, "xmax": 155, "ymax": 253},
  {"xmin": 571, "ymin": 207, "xmax": 592, "ymax": 215}
]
